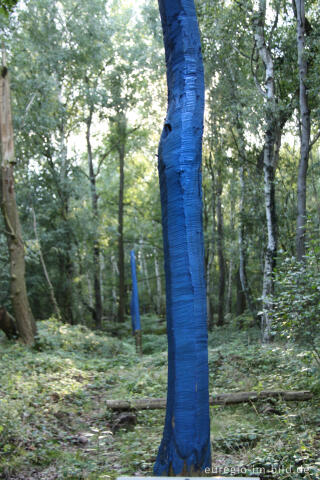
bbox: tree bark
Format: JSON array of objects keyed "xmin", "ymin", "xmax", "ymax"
[
  {"xmin": 106, "ymin": 390, "xmax": 312, "ymax": 411},
  {"xmin": 61, "ymin": 247, "xmax": 74, "ymax": 324},
  {"xmin": 140, "ymin": 242, "xmax": 152, "ymax": 308},
  {"xmin": 295, "ymin": 0, "xmax": 311, "ymax": 261},
  {"xmin": 130, "ymin": 250, "xmax": 142, "ymax": 354},
  {"xmin": 236, "ymin": 269, "xmax": 246, "ymax": 317},
  {"xmin": 216, "ymin": 168, "xmax": 225, "ymax": 326},
  {"xmin": 86, "ymin": 106, "xmax": 103, "ymax": 329},
  {"xmin": 0, "ymin": 51, "xmax": 36, "ymax": 345},
  {"xmin": 111, "ymin": 254, "xmax": 118, "ymax": 319},
  {"xmin": 253, "ymin": 0, "xmax": 277, "ymax": 343},
  {"xmin": 154, "ymin": 248, "xmax": 163, "ymax": 316},
  {"xmin": 155, "ymin": 0, "xmax": 211, "ymax": 475},
  {"xmin": 203, "ymin": 185, "xmax": 212, "ymax": 326},
  {"xmin": 117, "ymin": 141, "xmax": 126, "ymax": 322},
  {"xmin": 205, "ymin": 156, "xmax": 216, "ymax": 329},
  {"xmin": 209, "ymin": 166, "xmax": 216, "ymax": 329},
  {"xmin": 227, "ymin": 170, "xmax": 235, "ymax": 315}
]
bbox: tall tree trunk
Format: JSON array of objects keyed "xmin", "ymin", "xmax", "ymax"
[
  {"xmin": 154, "ymin": 0, "xmax": 211, "ymax": 475},
  {"xmin": 100, "ymin": 252, "xmax": 105, "ymax": 305},
  {"xmin": 61, "ymin": 189, "xmax": 74, "ymax": 325},
  {"xmin": 310, "ymin": 151, "xmax": 320, "ymax": 226},
  {"xmin": 236, "ymin": 269, "xmax": 246, "ymax": 317},
  {"xmin": 62, "ymin": 246, "xmax": 74, "ymax": 325},
  {"xmin": 206, "ymin": 155, "xmax": 216, "ymax": 329},
  {"xmin": 216, "ymin": 169, "xmax": 225, "ymax": 326},
  {"xmin": 87, "ymin": 273, "xmax": 93, "ymax": 310},
  {"xmin": 227, "ymin": 256, "xmax": 233, "ymax": 315},
  {"xmin": 140, "ymin": 241, "xmax": 152, "ymax": 309},
  {"xmin": 205, "ymin": 248, "xmax": 213, "ymax": 327},
  {"xmin": 295, "ymin": 0, "xmax": 311, "ymax": 261},
  {"xmin": 227, "ymin": 170, "xmax": 235, "ymax": 315},
  {"xmin": 0, "ymin": 51, "xmax": 36, "ymax": 345},
  {"xmin": 261, "ymin": 136, "xmax": 277, "ymax": 344},
  {"xmin": 203, "ymin": 185, "xmax": 212, "ymax": 326},
  {"xmin": 86, "ymin": 106, "xmax": 102, "ymax": 328},
  {"xmin": 154, "ymin": 248, "xmax": 163, "ymax": 316},
  {"xmin": 253, "ymin": 0, "xmax": 277, "ymax": 343},
  {"xmin": 209, "ymin": 167, "xmax": 216, "ymax": 329},
  {"xmin": 111, "ymin": 254, "xmax": 118, "ymax": 319},
  {"xmin": 117, "ymin": 143, "xmax": 125, "ymax": 322}
]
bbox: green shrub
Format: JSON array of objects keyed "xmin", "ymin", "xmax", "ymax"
[
  {"xmin": 273, "ymin": 229, "xmax": 320, "ymax": 364},
  {"xmin": 33, "ymin": 318, "xmax": 135, "ymax": 357}
]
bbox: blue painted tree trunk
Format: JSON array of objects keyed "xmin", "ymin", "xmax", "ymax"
[
  {"xmin": 130, "ymin": 250, "xmax": 141, "ymax": 333},
  {"xmin": 154, "ymin": 0, "xmax": 211, "ymax": 475}
]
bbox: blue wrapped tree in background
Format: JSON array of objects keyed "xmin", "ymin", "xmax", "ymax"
[
  {"xmin": 154, "ymin": 0, "xmax": 211, "ymax": 475},
  {"xmin": 130, "ymin": 250, "xmax": 142, "ymax": 355}
]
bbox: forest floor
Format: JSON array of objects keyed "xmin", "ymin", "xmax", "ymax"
[{"xmin": 0, "ymin": 317, "xmax": 319, "ymax": 480}]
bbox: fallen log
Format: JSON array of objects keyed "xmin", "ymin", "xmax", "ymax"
[{"xmin": 106, "ymin": 390, "xmax": 312, "ymax": 411}]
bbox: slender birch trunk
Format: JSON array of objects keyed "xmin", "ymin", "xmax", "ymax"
[
  {"xmin": 295, "ymin": 0, "xmax": 311, "ymax": 261},
  {"xmin": 236, "ymin": 269, "xmax": 246, "ymax": 317},
  {"xmin": 205, "ymin": 247, "xmax": 213, "ymax": 327},
  {"xmin": 100, "ymin": 252, "xmax": 105, "ymax": 304},
  {"xmin": 209, "ymin": 167, "xmax": 216, "ymax": 328},
  {"xmin": 117, "ymin": 142, "xmax": 125, "ymax": 322},
  {"xmin": 59, "ymin": 132, "xmax": 74, "ymax": 325},
  {"xmin": 204, "ymin": 156, "xmax": 216, "ymax": 329},
  {"xmin": 227, "ymin": 170, "xmax": 235, "ymax": 314},
  {"xmin": 216, "ymin": 168, "xmax": 225, "ymax": 326},
  {"xmin": 154, "ymin": 248, "xmax": 163, "ymax": 316},
  {"xmin": 86, "ymin": 106, "xmax": 103, "ymax": 328},
  {"xmin": 0, "ymin": 50, "xmax": 36, "ymax": 344},
  {"xmin": 116, "ymin": 115, "xmax": 127, "ymax": 322},
  {"xmin": 253, "ymin": 0, "xmax": 277, "ymax": 343},
  {"xmin": 203, "ymin": 186, "xmax": 212, "ymax": 324},
  {"xmin": 111, "ymin": 254, "xmax": 118, "ymax": 319},
  {"xmin": 140, "ymin": 242, "xmax": 152, "ymax": 304}
]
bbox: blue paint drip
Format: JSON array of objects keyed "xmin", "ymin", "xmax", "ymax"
[
  {"xmin": 154, "ymin": 0, "xmax": 211, "ymax": 475},
  {"xmin": 130, "ymin": 250, "xmax": 141, "ymax": 333}
]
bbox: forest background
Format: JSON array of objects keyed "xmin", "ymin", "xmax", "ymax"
[{"xmin": 0, "ymin": 0, "xmax": 319, "ymax": 478}]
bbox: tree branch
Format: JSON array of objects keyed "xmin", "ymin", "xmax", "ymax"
[
  {"xmin": 309, "ymin": 129, "xmax": 320, "ymax": 151},
  {"xmin": 251, "ymin": 42, "xmax": 267, "ymax": 98}
]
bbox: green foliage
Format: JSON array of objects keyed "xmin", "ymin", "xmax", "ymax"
[
  {"xmin": 34, "ymin": 318, "xmax": 135, "ymax": 357},
  {"xmin": 212, "ymin": 428, "xmax": 262, "ymax": 453},
  {"xmin": 274, "ymin": 224, "xmax": 320, "ymax": 362},
  {"xmin": 0, "ymin": 0, "xmax": 18, "ymax": 17},
  {"xmin": 1, "ymin": 0, "xmax": 318, "ymax": 334}
]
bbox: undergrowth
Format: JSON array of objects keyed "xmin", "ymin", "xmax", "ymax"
[{"xmin": 0, "ymin": 317, "xmax": 319, "ymax": 479}]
